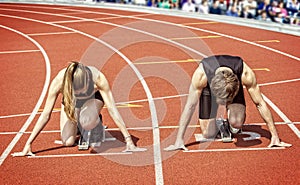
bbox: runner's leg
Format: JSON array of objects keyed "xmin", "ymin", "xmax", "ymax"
[
  {"xmin": 78, "ymin": 99, "xmax": 104, "ymax": 130},
  {"xmin": 60, "ymin": 104, "xmax": 78, "ymax": 146},
  {"xmin": 199, "ymin": 118, "xmax": 219, "ymax": 138},
  {"xmin": 227, "ymin": 103, "xmax": 246, "ymax": 129}
]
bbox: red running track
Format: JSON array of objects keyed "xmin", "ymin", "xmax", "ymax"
[{"xmin": 0, "ymin": 2, "xmax": 299, "ymax": 185}]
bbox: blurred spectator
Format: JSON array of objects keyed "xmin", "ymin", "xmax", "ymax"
[
  {"xmin": 209, "ymin": 0, "xmax": 222, "ymax": 14},
  {"xmin": 199, "ymin": 0, "xmax": 210, "ymax": 13},
  {"xmin": 147, "ymin": 0, "xmax": 159, "ymax": 7},
  {"xmin": 104, "ymin": 0, "xmax": 300, "ymax": 26},
  {"xmin": 134, "ymin": 0, "xmax": 147, "ymax": 5},
  {"xmin": 271, "ymin": 0, "xmax": 282, "ymax": 21},
  {"xmin": 194, "ymin": 0, "xmax": 202, "ymax": 11},
  {"xmin": 292, "ymin": 17, "xmax": 300, "ymax": 25},
  {"xmin": 241, "ymin": 0, "xmax": 257, "ymax": 17},
  {"xmin": 257, "ymin": 9, "xmax": 272, "ymax": 21},
  {"xmin": 223, "ymin": 0, "xmax": 231, "ymax": 9},
  {"xmin": 240, "ymin": 5, "xmax": 254, "ymax": 18},
  {"xmin": 277, "ymin": 1, "xmax": 290, "ymax": 23},
  {"xmin": 219, "ymin": 0, "xmax": 228, "ymax": 14},
  {"xmin": 286, "ymin": 0, "xmax": 300, "ymax": 16},
  {"xmin": 170, "ymin": 0, "xmax": 179, "ymax": 9},
  {"xmin": 182, "ymin": 0, "xmax": 196, "ymax": 12},
  {"xmin": 278, "ymin": 1, "xmax": 288, "ymax": 17},
  {"xmin": 256, "ymin": 0, "xmax": 277, "ymax": 22},
  {"xmin": 257, "ymin": 0, "xmax": 270, "ymax": 18},
  {"xmin": 147, "ymin": 0, "xmax": 152, "ymax": 6},
  {"xmin": 158, "ymin": 0, "xmax": 172, "ymax": 8},
  {"xmin": 266, "ymin": 0, "xmax": 279, "ymax": 22},
  {"xmin": 226, "ymin": 3, "xmax": 239, "ymax": 16}
]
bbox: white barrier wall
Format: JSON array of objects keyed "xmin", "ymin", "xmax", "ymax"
[{"xmin": 1, "ymin": 0, "xmax": 299, "ymax": 36}]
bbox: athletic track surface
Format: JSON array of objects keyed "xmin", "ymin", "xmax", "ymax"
[{"xmin": 0, "ymin": 2, "xmax": 299, "ymax": 185}]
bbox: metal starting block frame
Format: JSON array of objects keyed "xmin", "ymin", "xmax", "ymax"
[
  {"xmin": 78, "ymin": 119, "xmax": 104, "ymax": 150},
  {"xmin": 77, "ymin": 122, "xmax": 116, "ymax": 150},
  {"xmin": 216, "ymin": 118, "xmax": 233, "ymax": 143},
  {"xmin": 78, "ymin": 130, "xmax": 91, "ymax": 150}
]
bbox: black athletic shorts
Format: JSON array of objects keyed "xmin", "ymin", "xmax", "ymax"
[
  {"xmin": 199, "ymin": 86, "xmax": 245, "ymax": 119},
  {"xmin": 75, "ymin": 91, "xmax": 104, "ymax": 108}
]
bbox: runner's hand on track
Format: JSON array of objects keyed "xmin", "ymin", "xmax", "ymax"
[
  {"xmin": 164, "ymin": 144, "xmax": 188, "ymax": 151},
  {"xmin": 268, "ymin": 137, "xmax": 292, "ymax": 148},
  {"xmin": 11, "ymin": 144, "xmax": 35, "ymax": 157}
]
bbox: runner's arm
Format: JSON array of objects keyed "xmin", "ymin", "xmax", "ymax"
[
  {"xmin": 177, "ymin": 66, "xmax": 206, "ymax": 140},
  {"xmin": 94, "ymin": 70, "xmax": 130, "ymax": 137},
  {"xmin": 242, "ymin": 63, "xmax": 291, "ymax": 147},
  {"xmin": 93, "ymin": 68, "xmax": 146, "ymax": 152},
  {"xmin": 165, "ymin": 65, "xmax": 207, "ymax": 151},
  {"xmin": 12, "ymin": 70, "xmax": 63, "ymax": 156}
]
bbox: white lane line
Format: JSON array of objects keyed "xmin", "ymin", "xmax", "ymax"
[
  {"xmin": 14, "ymin": 4, "xmax": 300, "ymax": 142},
  {"xmin": 184, "ymin": 147, "xmax": 286, "ymax": 153},
  {"xmin": 0, "ymin": 93, "xmax": 186, "ymax": 119},
  {"xmin": 1, "ymin": 8, "xmax": 195, "ymax": 182},
  {"xmin": 118, "ymin": 94, "xmax": 189, "ymax": 105},
  {"xmin": 21, "ymin": 4, "xmax": 298, "ymax": 61},
  {"xmin": 2, "ymin": 3, "xmax": 299, "ymax": 62},
  {"xmin": 1, "ymin": 78, "xmax": 298, "ymax": 120},
  {"xmin": 0, "ymin": 49, "xmax": 40, "ymax": 54},
  {"xmin": 246, "ymin": 122, "xmax": 300, "ymax": 126},
  {"xmin": 1, "ymin": 76, "xmax": 299, "ymax": 120},
  {"xmin": 0, "ymin": 130, "xmax": 61, "ymax": 135},
  {"xmin": 1, "ymin": 6, "xmax": 298, "ymax": 184},
  {"xmin": 0, "ymin": 125, "xmax": 198, "ymax": 135},
  {"xmin": 5, "ymin": 10, "xmax": 208, "ymax": 183},
  {"xmin": 0, "ymin": 110, "xmax": 60, "ymax": 119},
  {"xmin": 0, "ymin": 25, "xmax": 51, "ymax": 166},
  {"xmin": 28, "ymin": 152, "xmax": 133, "ymax": 158},
  {"xmin": 1, "ymin": 8, "xmax": 299, "ymax": 145},
  {"xmin": 129, "ymin": 14, "xmax": 300, "ymax": 61},
  {"xmin": 0, "ymin": 10, "xmax": 161, "ymax": 181},
  {"xmin": 8, "ymin": 5, "xmax": 208, "ymax": 58},
  {"xmin": 2, "ymin": 122, "xmax": 299, "ymax": 135},
  {"xmin": 50, "ymin": 19, "xmax": 88, "ymax": 24},
  {"xmin": 259, "ymin": 78, "xmax": 300, "ymax": 87},
  {"xmin": 262, "ymin": 94, "xmax": 300, "ymax": 139}
]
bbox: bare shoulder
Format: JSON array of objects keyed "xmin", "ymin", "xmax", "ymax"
[
  {"xmin": 56, "ymin": 68, "xmax": 67, "ymax": 78},
  {"xmin": 87, "ymin": 66, "xmax": 102, "ymax": 80},
  {"xmin": 87, "ymin": 66, "xmax": 109, "ymax": 90},
  {"xmin": 242, "ymin": 62, "xmax": 257, "ymax": 88},
  {"xmin": 49, "ymin": 69, "xmax": 66, "ymax": 94},
  {"xmin": 192, "ymin": 63, "xmax": 207, "ymax": 89}
]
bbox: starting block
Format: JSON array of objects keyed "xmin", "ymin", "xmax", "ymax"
[
  {"xmin": 216, "ymin": 118, "xmax": 233, "ymax": 143},
  {"xmin": 54, "ymin": 115, "xmax": 116, "ymax": 149},
  {"xmin": 77, "ymin": 115, "xmax": 106, "ymax": 150}
]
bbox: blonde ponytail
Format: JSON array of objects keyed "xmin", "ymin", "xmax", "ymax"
[{"xmin": 62, "ymin": 61, "xmax": 79, "ymax": 123}]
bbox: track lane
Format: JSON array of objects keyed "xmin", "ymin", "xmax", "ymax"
[
  {"xmin": 0, "ymin": 6, "xmax": 165, "ymax": 184},
  {"xmin": 0, "ymin": 2, "xmax": 300, "ymax": 184},
  {"xmin": 0, "ymin": 24, "xmax": 51, "ymax": 166}
]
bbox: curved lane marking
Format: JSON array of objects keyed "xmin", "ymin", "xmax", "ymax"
[
  {"xmin": 0, "ymin": 10, "xmax": 163, "ymax": 183},
  {"xmin": 0, "ymin": 25, "xmax": 51, "ymax": 166}
]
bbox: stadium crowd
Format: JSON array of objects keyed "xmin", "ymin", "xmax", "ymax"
[{"xmin": 104, "ymin": 0, "xmax": 300, "ymax": 25}]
